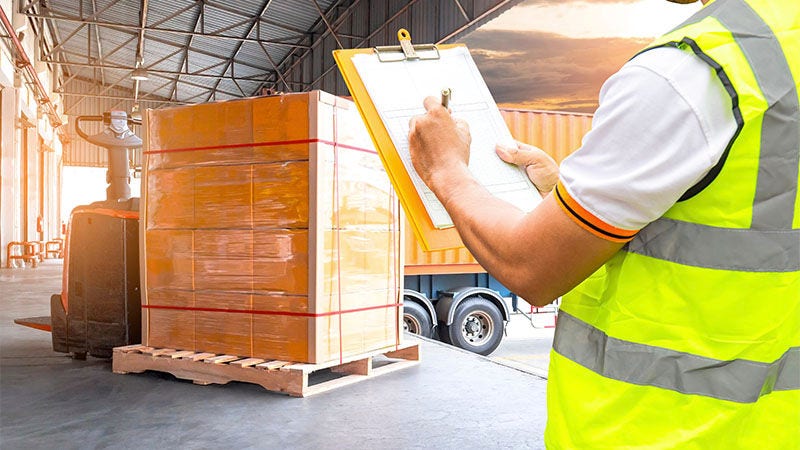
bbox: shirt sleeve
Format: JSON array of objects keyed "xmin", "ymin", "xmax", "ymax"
[{"xmin": 556, "ymin": 46, "xmax": 737, "ymax": 242}]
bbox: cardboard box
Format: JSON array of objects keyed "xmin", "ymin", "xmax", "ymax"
[{"xmin": 142, "ymin": 91, "xmax": 402, "ymax": 363}]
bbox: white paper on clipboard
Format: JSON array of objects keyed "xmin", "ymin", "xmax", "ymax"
[{"xmin": 351, "ymin": 46, "xmax": 540, "ymax": 229}]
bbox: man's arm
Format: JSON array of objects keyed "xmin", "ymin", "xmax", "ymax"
[{"xmin": 408, "ymin": 97, "xmax": 623, "ymax": 306}]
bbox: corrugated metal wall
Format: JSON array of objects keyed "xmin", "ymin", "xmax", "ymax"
[
  {"xmin": 405, "ymin": 108, "xmax": 593, "ymax": 273},
  {"xmin": 61, "ymin": 79, "xmax": 164, "ymax": 168},
  {"xmin": 501, "ymin": 108, "xmax": 593, "ymax": 163}
]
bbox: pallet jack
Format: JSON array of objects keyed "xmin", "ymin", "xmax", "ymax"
[{"xmin": 15, "ymin": 111, "xmax": 142, "ymax": 359}]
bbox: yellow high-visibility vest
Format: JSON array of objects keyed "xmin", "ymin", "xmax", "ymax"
[{"xmin": 546, "ymin": 0, "xmax": 800, "ymax": 448}]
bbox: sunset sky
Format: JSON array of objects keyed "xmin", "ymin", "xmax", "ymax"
[{"xmin": 462, "ymin": 0, "xmax": 702, "ymax": 112}]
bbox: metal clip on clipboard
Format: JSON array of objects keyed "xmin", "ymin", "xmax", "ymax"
[{"xmin": 373, "ymin": 29, "xmax": 440, "ymax": 62}]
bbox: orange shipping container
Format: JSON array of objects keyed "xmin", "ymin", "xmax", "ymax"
[
  {"xmin": 142, "ymin": 91, "xmax": 403, "ymax": 364},
  {"xmin": 404, "ymin": 108, "xmax": 593, "ymax": 274}
]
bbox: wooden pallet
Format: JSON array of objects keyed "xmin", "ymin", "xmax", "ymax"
[{"xmin": 112, "ymin": 341, "xmax": 420, "ymax": 397}]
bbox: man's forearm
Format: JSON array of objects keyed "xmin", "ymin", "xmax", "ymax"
[
  {"xmin": 429, "ymin": 167, "xmax": 555, "ymax": 305},
  {"xmin": 429, "ymin": 166, "xmax": 622, "ymax": 306}
]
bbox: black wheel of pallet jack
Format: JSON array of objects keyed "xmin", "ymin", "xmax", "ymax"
[
  {"xmin": 402, "ymin": 301, "xmax": 433, "ymax": 338},
  {"xmin": 448, "ymin": 296, "xmax": 504, "ymax": 356},
  {"xmin": 72, "ymin": 352, "xmax": 87, "ymax": 360}
]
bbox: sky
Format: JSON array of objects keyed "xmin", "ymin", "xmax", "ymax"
[{"xmin": 461, "ymin": 0, "xmax": 702, "ymax": 112}]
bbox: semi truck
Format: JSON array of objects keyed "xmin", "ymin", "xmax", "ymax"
[{"xmin": 401, "ymin": 220, "xmax": 553, "ymax": 355}]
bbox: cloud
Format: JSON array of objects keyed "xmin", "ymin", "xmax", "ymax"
[
  {"xmin": 481, "ymin": 0, "xmax": 700, "ymax": 38},
  {"xmin": 461, "ymin": 29, "xmax": 649, "ymax": 112}
]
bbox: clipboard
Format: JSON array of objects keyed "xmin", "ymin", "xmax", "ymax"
[
  {"xmin": 334, "ymin": 31, "xmax": 465, "ymax": 251},
  {"xmin": 334, "ymin": 30, "xmax": 538, "ymax": 251}
]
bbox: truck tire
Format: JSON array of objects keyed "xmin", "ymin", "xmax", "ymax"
[
  {"xmin": 402, "ymin": 301, "xmax": 433, "ymax": 338},
  {"xmin": 448, "ymin": 296, "xmax": 504, "ymax": 355}
]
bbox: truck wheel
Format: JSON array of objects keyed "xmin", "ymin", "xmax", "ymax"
[
  {"xmin": 448, "ymin": 296, "xmax": 504, "ymax": 355},
  {"xmin": 402, "ymin": 301, "xmax": 433, "ymax": 338}
]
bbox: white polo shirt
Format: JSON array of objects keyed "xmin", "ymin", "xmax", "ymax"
[{"xmin": 555, "ymin": 46, "xmax": 737, "ymax": 242}]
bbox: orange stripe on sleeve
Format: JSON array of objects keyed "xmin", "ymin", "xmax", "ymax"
[{"xmin": 554, "ymin": 181, "xmax": 638, "ymax": 243}]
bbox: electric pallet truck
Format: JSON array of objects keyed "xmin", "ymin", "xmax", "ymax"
[{"xmin": 15, "ymin": 111, "xmax": 142, "ymax": 359}]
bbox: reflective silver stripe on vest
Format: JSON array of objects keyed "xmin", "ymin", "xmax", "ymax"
[
  {"xmin": 630, "ymin": 0, "xmax": 800, "ymax": 271},
  {"xmin": 712, "ymin": 0, "xmax": 800, "ymax": 228},
  {"xmin": 553, "ymin": 311, "xmax": 800, "ymax": 403},
  {"xmin": 627, "ymin": 218, "xmax": 800, "ymax": 272}
]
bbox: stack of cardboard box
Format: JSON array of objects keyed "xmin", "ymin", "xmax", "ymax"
[{"xmin": 142, "ymin": 91, "xmax": 402, "ymax": 364}]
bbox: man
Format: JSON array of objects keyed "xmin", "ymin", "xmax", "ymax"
[{"xmin": 408, "ymin": 0, "xmax": 799, "ymax": 448}]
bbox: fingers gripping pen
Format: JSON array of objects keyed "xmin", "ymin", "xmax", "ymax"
[{"xmin": 441, "ymin": 88, "xmax": 451, "ymax": 109}]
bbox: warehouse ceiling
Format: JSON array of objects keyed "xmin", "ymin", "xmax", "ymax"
[{"xmin": 23, "ymin": 0, "xmax": 523, "ymax": 118}]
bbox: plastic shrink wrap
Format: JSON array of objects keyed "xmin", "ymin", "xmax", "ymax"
[{"xmin": 142, "ymin": 91, "xmax": 402, "ymax": 364}]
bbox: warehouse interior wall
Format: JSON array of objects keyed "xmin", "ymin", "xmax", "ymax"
[{"xmin": 0, "ymin": 0, "xmax": 63, "ymax": 267}]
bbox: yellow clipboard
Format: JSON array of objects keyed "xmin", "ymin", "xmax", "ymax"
[{"xmin": 333, "ymin": 30, "xmax": 466, "ymax": 251}]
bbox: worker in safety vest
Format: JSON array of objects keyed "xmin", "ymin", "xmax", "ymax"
[{"xmin": 408, "ymin": 0, "xmax": 799, "ymax": 447}]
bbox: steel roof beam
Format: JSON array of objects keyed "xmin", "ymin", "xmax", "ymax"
[
  {"xmin": 96, "ymin": 34, "xmax": 139, "ymax": 64},
  {"xmin": 207, "ymin": 16, "xmax": 253, "ymax": 36},
  {"xmin": 56, "ymin": 67, "xmax": 239, "ymax": 104},
  {"xmin": 260, "ymin": 0, "xmax": 358, "ymax": 94},
  {"xmin": 205, "ymin": 0, "xmax": 309, "ymax": 36},
  {"xmin": 133, "ymin": 0, "xmax": 149, "ymax": 105},
  {"xmin": 134, "ymin": 0, "xmax": 148, "ymax": 67},
  {"xmin": 437, "ymin": 0, "xmax": 521, "ymax": 44},
  {"xmin": 37, "ymin": 14, "xmax": 278, "ymax": 77},
  {"xmin": 25, "ymin": 12, "xmax": 310, "ymax": 49},
  {"xmin": 275, "ymin": 0, "xmax": 419, "ymax": 93},
  {"xmin": 29, "ymin": 2, "xmax": 70, "ymax": 85},
  {"xmin": 171, "ymin": 1, "xmax": 204, "ymax": 101},
  {"xmin": 147, "ymin": 2, "xmax": 197, "ymax": 29},
  {"xmin": 64, "ymin": 71, "xmax": 131, "ymax": 115},
  {"xmin": 41, "ymin": 56, "xmax": 274, "ymax": 81},
  {"xmin": 206, "ymin": 0, "xmax": 274, "ymax": 102},
  {"xmin": 146, "ymin": 47, "xmax": 184, "ymax": 70},
  {"xmin": 42, "ymin": 22, "xmax": 85, "ymax": 58},
  {"xmin": 59, "ymin": 69, "xmax": 82, "ymax": 93},
  {"xmin": 58, "ymin": 91, "xmax": 182, "ymax": 105},
  {"xmin": 306, "ymin": 0, "xmax": 428, "ymax": 90},
  {"xmin": 452, "ymin": 0, "xmax": 470, "ymax": 21},
  {"xmin": 149, "ymin": 71, "xmax": 243, "ymax": 99},
  {"xmin": 258, "ymin": 39, "xmax": 290, "ymax": 92},
  {"xmin": 310, "ymin": 0, "xmax": 343, "ymax": 49},
  {"xmin": 134, "ymin": 77, "xmax": 175, "ymax": 107},
  {"xmin": 90, "ymin": 0, "xmax": 106, "ymax": 86},
  {"xmin": 21, "ymin": 0, "xmax": 43, "ymax": 14}
]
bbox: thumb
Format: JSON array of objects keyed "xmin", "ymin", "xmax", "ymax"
[
  {"xmin": 497, "ymin": 142, "xmax": 559, "ymax": 195},
  {"xmin": 496, "ymin": 142, "xmax": 554, "ymax": 168}
]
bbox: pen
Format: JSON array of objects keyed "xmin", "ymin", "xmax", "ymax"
[{"xmin": 441, "ymin": 88, "xmax": 451, "ymax": 109}]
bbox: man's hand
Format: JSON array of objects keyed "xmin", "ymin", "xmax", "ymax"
[
  {"xmin": 406, "ymin": 97, "xmax": 621, "ymax": 306},
  {"xmin": 408, "ymin": 96, "xmax": 472, "ymax": 196},
  {"xmin": 496, "ymin": 142, "xmax": 559, "ymax": 196}
]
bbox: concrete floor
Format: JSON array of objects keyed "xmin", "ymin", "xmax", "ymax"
[
  {"xmin": 1, "ymin": 261, "xmax": 548, "ymax": 449},
  {"xmin": 492, "ymin": 318, "xmax": 555, "ymax": 378}
]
